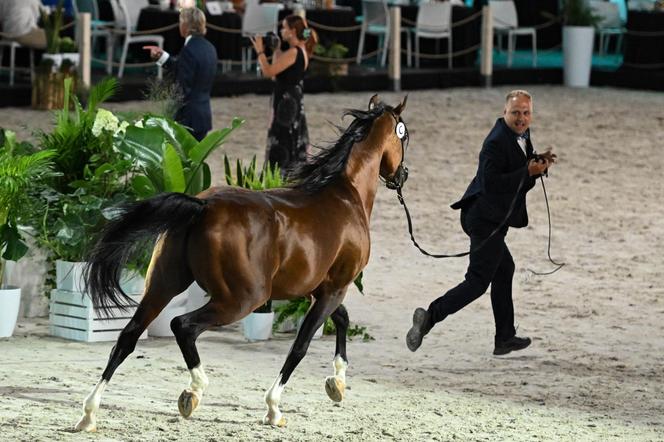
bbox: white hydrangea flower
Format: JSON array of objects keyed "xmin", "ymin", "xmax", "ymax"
[
  {"xmin": 92, "ymin": 108, "xmax": 119, "ymax": 137},
  {"xmin": 115, "ymin": 121, "xmax": 130, "ymax": 136},
  {"xmin": 134, "ymin": 120, "xmax": 144, "ymax": 128}
]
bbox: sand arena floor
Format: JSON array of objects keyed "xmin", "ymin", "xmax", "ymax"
[{"xmin": 1, "ymin": 86, "xmax": 663, "ymax": 441}]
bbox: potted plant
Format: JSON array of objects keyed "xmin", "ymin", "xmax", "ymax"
[
  {"xmin": 0, "ymin": 130, "xmax": 57, "ymax": 337},
  {"xmin": 223, "ymin": 155, "xmax": 283, "ymax": 341},
  {"xmin": 33, "ymin": 0, "xmax": 78, "ymax": 110},
  {"xmin": 312, "ymin": 42, "xmax": 350, "ymax": 77},
  {"xmin": 562, "ymin": 0, "xmax": 601, "ymax": 87}
]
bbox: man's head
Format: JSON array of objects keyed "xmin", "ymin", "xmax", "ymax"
[
  {"xmin": 179, "ymin": 7, "xmax": 206, "ymax": 38},
  {"xmin": 503, "ymin": 90, "xmax": 532, "ymax": 135}
]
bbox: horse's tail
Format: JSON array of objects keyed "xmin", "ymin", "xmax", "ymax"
[{"xmin": 84, "ymin": 192, "xmax": 207, "ymax": 318}]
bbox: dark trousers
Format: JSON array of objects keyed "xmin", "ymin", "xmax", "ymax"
[{"xmin": 428, "ymin": 203, "xmax": 516, "ymax": 341}]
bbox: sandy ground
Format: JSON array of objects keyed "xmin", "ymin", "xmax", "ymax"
[{"xmin": 1, "ymin": 86, "xmax": 663, "ymax": 441}]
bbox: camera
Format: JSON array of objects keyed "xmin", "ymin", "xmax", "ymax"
[{"xmin": 260, "ymin": 31, "xmax": 280, "ymax": 52}]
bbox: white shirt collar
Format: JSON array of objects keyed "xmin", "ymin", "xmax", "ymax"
[{"xmin": 185, "ymin": 35, "xmax": 193, "ymax": 45}]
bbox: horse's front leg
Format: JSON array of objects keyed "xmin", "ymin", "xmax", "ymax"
[
  {"xmin": 263, "ymin": 290, "xmax": 344, "ymax": 426},
  {"xmin": 325, "ymin": 304, "xmax": 349, "ymax": 403}
]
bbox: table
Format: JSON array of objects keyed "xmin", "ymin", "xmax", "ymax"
[
  {"xmin": 623, "ymin": 10, "xmax": 664, "ymax": 69},
  {"xmin": 136, "ymin": 7, "xmax": 243, "ymax": 61}
]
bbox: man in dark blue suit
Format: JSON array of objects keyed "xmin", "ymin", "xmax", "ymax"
[
  {"xmin": 144, "ymin": 7, "xmax": 217, "ymax": 141},
  {"xmin": 407, "ymin": 90, "xmax": 556, "ymax": 355}
]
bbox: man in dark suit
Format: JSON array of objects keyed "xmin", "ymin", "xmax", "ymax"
[
  {"xmin": 406, "ymin": 90, "xmax": 556, "ymax": 355},
  {"xmin": 144, "ymin": 7, "xmax": 217, "ymax": 141}
]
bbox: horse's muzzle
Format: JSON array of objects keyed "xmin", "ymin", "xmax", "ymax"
[{"xmin": 385, "ymin": 165, "xmax": 409, "ymax": 190}]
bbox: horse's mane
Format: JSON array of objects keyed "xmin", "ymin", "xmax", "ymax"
[{"xmin": 288, "ymin": 102, "xmax": 393, "ymax": 194}]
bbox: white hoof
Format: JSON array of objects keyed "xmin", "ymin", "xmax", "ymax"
[
  {"xmin": 74, "ymin": 414, "xmax": 96, "ymax": 432},
  {"xmin": 325, "ymin": 375, "xmax": 346, "ymax": 402},
  {"xmin": 262, "ymin": 411, "xmax": 286, "ymax": 427}
]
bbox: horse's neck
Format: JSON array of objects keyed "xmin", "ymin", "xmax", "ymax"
[{"xmin": 344, "ymin": 138, "xmax": 383, "ymax": 221}]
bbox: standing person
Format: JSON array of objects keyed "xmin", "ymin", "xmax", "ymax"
[
  {"xmin": 406, "ymin": 90, "xmax": 556, "ymax": 355},
  {"xmin": 0, "ymin": 0, "xmax": 46, "ymax": 49},
  {"xmin": 144, "ymin": 7, "xmax": 217, "ymax": 141},
  {"xmin": 250, "ymin": 15, "xmax": 317, "ymax": 172}
]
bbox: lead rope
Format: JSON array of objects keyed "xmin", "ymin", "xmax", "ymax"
[{"xmin": 395, "ymin": 174, "xmax": 564, "ymax": 274}]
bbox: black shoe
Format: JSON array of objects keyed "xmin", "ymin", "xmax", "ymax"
[
  {"xmin": 406, "ymin": 308, "xmax": 432, "ymax": 352},
  {"xmin": 493, "ymin": 336, "xmax": 531, "ymax": 355}
]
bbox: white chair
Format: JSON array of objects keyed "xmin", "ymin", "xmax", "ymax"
[
  {"xmin": 489, "ymin": 0, "xmax": 536, "ymax": 67},
  {"xmin": 241, "ymin": 2, "xmax": 284, "ymax": 73},
  {"xmin": 109, "ymin": 0, "xmax": 163, "ymax": 78},
  {"xmin": 357, "ymin": 0, "xmax": 411, "ymax": 67},
  {"xmin": 72, "ymin": 0, "xmax": 114, "ymax": 73},
  {"xmin": 411, "ymin": 1, "xmax": 453, "ymax": 69},
  {"xmin": 0, "ymin": 40, "xmax": 34, "ymax": 86},
  {"xmin": 590, "ymin": 0, "xmax": 624, "ymax": 55}
]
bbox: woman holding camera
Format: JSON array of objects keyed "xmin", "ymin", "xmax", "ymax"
[{"xmin": 251, "ymin": 15, "xmax": 318, "ymax": 172}]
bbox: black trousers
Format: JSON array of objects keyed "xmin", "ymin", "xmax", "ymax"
[{"xmin": 428, "ymin": 202, "xmax": 516, "ymax": 341}]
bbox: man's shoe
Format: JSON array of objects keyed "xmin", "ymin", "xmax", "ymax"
[
  {"xmin": 493, "ymin": 336, "xmax": 531, "ymax": 355},
  {"xmin": 406, "ymin": 308, "xmax": 432, "ymax": 352}
]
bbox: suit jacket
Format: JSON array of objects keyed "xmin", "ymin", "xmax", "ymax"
[
  {"xmin": 165, "ymin": 35, "xmax": 217, "ymax": 137},
  {"xmin": 451, "ymin": 118, "xmax": 538, "ymax": 228}
]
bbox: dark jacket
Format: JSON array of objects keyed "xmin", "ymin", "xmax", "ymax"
[
  {"xmin": 165, "ymin": 35, "xmax": 217, "ymax": 138},
  {"xmin": 451, "ymin": 118, "xmax": 538, "ymax": 228}
]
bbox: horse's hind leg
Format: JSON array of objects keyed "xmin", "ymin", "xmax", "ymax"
[
  {"xmin": 264, "ymin": 289, "xmax": 345, "ymax": 426},
  {"xmin": 75, "ymin": 237, "xmax": 193, "ymax": 432},
  {"xmin": 325, "ymin": 304, "xmax": 349, "ymax": 403}
]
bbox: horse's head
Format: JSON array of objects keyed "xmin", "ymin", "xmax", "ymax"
[{"xmin": 369, "ymin": 95, "xmax": 409, "ymax": 190}]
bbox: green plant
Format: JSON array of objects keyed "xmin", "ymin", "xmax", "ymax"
[
  {"xmin": 42, "ymin": 0, "xmax": 65, "ymax": 54},
  {"xmin": 314, "ymin": 42, "xmax": 349, "ymax": 59},
  {"xmin": 562, "ymin": 0, "xmax": 601, "ymax": 26},
  {"xmin": 0, "ymin": 130, "xmax": 57, "ymax": 285},
  {"xmin": 59, "ymin": 37, "xmax": 77, "ymax": 53},
  {"xmin": 143, "ymin": 77, "xmax": 185, "ymax": 121},
  {"xmin": 118, "ymin": 116, "xmax": 244, "ymax": 198},
  {"xmin": 35, "ymin": 78, "xmax": 135, "ymax": 263},
  {"xmin": 223, "ymin": 155, "xmax": 283, "ymax": 190}
]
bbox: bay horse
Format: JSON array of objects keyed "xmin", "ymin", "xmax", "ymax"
[{"xmin": 75, "ymin": 95, "xmax": 409, "ymax": 432}]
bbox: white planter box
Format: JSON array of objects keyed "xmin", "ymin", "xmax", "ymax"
[
  {"xmin": 55, "ymin": 260, "xmax": 87, "ymax": 292},
  {"xmin": 563, "ymin": 26, "xmax": 595, "ymax": 88},
  {"xmin": 49, "ymin": 289, "xmax": 146, "ymax": 342},
  {"xmin": 0, "ymin": 286, "xmax": 21, "ymax": 338},
  {"xmin": 119, "ymin": 271, "xmax": 145, "ymax": 295}
]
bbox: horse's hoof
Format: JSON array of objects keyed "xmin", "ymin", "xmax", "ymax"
[
  {"xmin": 74, "ymin": 415, "xmax": 97, "ymax": 432},
  {"xmin": 324, "ymin": 376, "xmax": 345, "ymax": 402},
  {"xmin": 178, "ymin": 389, "xmax": 200, "ymax": 419},
  {"xmin": 262, "ymin": 413, "xmax": 287, "ymax": 427}
]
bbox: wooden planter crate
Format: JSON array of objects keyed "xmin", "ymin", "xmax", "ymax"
[
  {"xmin": 32, "ymin": 71, "xmax": 77, "ymax": 110},
  {"xmin": 50, "ymin": 289, "xmax": 146, "ymax": 342}
]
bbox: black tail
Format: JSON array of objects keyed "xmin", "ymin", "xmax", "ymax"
[{"xmin": 84, "ymin": 193, "xmax": 207, "ymax": 318}]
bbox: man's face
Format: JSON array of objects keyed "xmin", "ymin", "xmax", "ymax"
[
  {"xmin": 503, "ymin": 95, "xmax": 532, "ymax": 135},
  {"xmin": 179, "ymin": 20, "xmax": 188, "ymax": 38}
]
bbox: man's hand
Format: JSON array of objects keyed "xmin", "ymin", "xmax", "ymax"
[
  {"xmin": 143, "ymin": 45, "xmax": 163, "ymax": 61},
  {"xmin": 528, "ymin": 148, "xmax": 556, "ymax": 176}
]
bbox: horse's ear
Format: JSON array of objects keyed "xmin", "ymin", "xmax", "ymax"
[
  {"xmin": 394, "ymin": 95, "xmax": 408, "ymax": 116},
  {"xmin": 369, "ymin": 94, "xmax": 380, "ymax": 110}
]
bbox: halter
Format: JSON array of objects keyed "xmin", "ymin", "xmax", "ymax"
[{"xmin": 382, "ymin": 113, "xmax": 409, "ymax": 190}]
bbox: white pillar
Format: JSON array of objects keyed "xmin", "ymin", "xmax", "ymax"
[
  {"xmin": 480, "ymin": 5, "xmax": 493, "ymax": 88},
  {"xmin": 388, "ymin": 6, "xmax": 401, "ymax": 92}
]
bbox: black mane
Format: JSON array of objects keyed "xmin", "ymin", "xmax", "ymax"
[{"xmin": 287, "ymin": 102, "xmax": 393, "ymax": 194}]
